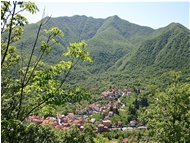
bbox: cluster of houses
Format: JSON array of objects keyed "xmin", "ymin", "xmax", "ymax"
[
  {"xmin": 27, "ymin": 113, "xmax": 146, "ymax": 133},
  {"xmin": 101, "ymin": 87, "xmax": 122, "ymax": 99},
  {"xmin": 27, "ymin": 113, "xmax": 87, "ymax": 130},
  {"xmin": 81, "ymin": 101, "xmax": 120, "ymax": 117},
  {"xmin": 27, "ymin": 114, "xmax": 113, "ymax": 131},
  {"xmin": 27, "ymin": 103, "xmax": 121, "ymax": 132},
  {"xmin": 101, "ymin": 87, "xmax": 133, "ymax": 99},
  {"xmin": 27, "ymin": 87, "xmax": 147, "ymax": 133}
]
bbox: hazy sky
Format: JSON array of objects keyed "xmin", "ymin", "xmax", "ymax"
[{"xmin": 24, "ymin": 2, "xmax": 189, "ymax": 29}]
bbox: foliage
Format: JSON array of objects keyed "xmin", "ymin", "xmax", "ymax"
[
  {"xmin": 60, "ymin": 125, "xmax": 83, "ymax": 143},
  {"xmin": 119, "ymin": 23, "xmax": 190, "ymax": 72},
  {"xmin": 60, "ymin": 124, "xmax": 97, "ymax": 143},
  {"xmin": 160, "ymin": 70, "xmax": 182, "ymax": 84},
  {"xmin": 12, "ymin": 14, "xmax": 190, "ymax": 93},
  {"xmin": 1, "ymin": 121, "xmax": 59, "ymax": 143},
  {"xmin": 2, "ymin": 121, "xmax": 99, "ymax": 143},
  {"xmin": 1, "ymin": 1, "xmax": 92, "ymax": 143},
  {"xmin": 91, "ymin": 113, "xmax": 103, "ymax": 121},
  {"xmin": 1, "ymin": 2, "xmax": 190, "ymax": 143},
  {"xmin": 93, "ymin": 134, "xmax": 110, "ymax": 143},
  {"xmin": 82, "ymin": 123, "xmax": 97, "ymax": 143},
  {"xmin": 140, "ymin": 83, "xmax": 190, "ymax": 142}
]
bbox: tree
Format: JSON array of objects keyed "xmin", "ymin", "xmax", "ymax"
[
  {"xmin": 60, "ymin": 124, "xmax": 97, "ymax": 143},
  {"xmin": 1, "ymin": 1, "xmax": 92, "ymax": 142},
  {"xmin": 82, "ymin": 123, "xmax": 97, "ymax": 143},
  {"xmin": 61, "ymin": 125, "xmax": 83, "ymax": 143},
  {"xmin": 1, "ymin": 121, "xmax": 60, "ymax": 143},
  {"xmin": 140, "ymin": 83, "xmax": 190, "ymax": 142},
  {"xmin": 160, "ymin": 70, "xmax": 182, "ymax": 85},
  {"xmin": 93, "ymin": 134, "xmax": 109, "ymax": 143}
]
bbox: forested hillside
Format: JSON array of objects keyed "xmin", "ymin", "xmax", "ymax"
[
  {"xmin": 12, "ymin": 15, "xmax": 190, "ymax": 95},
  {"xmin": 115, "ymin": 23, "xmax": 190, "ymax": 71},
  {"xmin": 1, "ymin": 1, "xmax": 190, "ymax": 143},
  {"xmin": 17, "ymin": 15, "xmax": 190, "ymax": 77}
]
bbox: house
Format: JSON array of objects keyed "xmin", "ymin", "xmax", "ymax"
[
  {"xmin": 103, "ymin": 126, "xmax": 109, "ymax": 132},
  {"xmin": 62, "ymin": 123, "xmax": 70, "ymax": 127},
  {"xmin": 117, "ymin": 121, "xmax": 123, "ymax": 127},
  {"xmin": 122, "ymin": 138, "xmax": 129, "ymax": 143},
  {"xmin": 123, "ymin": 88, "xmax": 133, "ymax": 96},
  {"xmin": 101, "ymin": 90, "xmax": 115, "ymax": 99},
  {"xmin": 129, "ymin": 120, "xmax": 136, "ymax": 127},
  {"xmin": 108, "ymin": 111, "xmax": 114, "ymax": 117},
  {"xmin": 73, "ymin": 119, "xmax": 84, "ymax": 127},
  {"xmin": 89, "ymin": 103, "xmax": 100, "ymax": 112},
  {"xmin": 67, "ymin": 113, "xmax": 75, "ymax": 119},
  {"xmin": 122, "ymin": 127, "xmax": 127, "ymax": 131},
  {"xmin": 73, "ymin": 119, "xmax": 80, "ymax": 125},
  {"xmin": 42, "ymin": 117, "xmax": 57, "ymax": 126},
  {"xmin": 63, "ymin": 117, "xmax": 69, "ymax": 123},
  {"xmin": 55, "ymin": 124, "xmax": 63, "ymax": 129},
  {"xmin": 78, "ymin": 110, "xmax": 86, "ymax": 115},
  {"xmin": 97, "ymin": 124, "xmax": 104, "ymax": 133},
  {"xmin": 104, "ymin": 115, "xmax": 110, "ymax": 120},
  {"xmin": 102, "ymin": 120, "xmax": 112, "ymax": 128},
  {"xmin": 90, "ymin": 118, "xmax": 96, "ymax": 124},
  {"xmin": 87, "ymin": 110, "xmax": 93, "ymax": 115},
  {"xmin": 97, "ymin": 124, "xmax": 110, "ymax": 133},
  {"xmin": 27, "ymin": 115, "xmax": 43, "ymax": 124}
]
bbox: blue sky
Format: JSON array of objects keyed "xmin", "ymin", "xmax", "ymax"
[{"xmin": 24, "ymin": 2, "xmax": 189, "ymax": 29}]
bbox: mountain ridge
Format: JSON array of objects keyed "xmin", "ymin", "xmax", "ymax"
[{"xmin": 17, "ymin": 15, "xmax": 190, "ymax": 80}]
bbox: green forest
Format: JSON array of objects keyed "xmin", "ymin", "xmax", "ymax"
[{"xmin": 1, "ymin": 1, "xmax": 190, "ymax": 143}]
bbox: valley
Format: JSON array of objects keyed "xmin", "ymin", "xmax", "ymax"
[
  {"xmin": 1, "ymin": 1, "xmax": 190, "ymax": 142},
  {"xmin": 27, "ymin": 86, "xmax": 148, "ymax": 142},
  {"xmin": 13, "ymin": 15, "xmax": 190, "ymax": 142}
]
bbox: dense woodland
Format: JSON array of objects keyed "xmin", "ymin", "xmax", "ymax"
[{"xmin": 1, "ymin": 1, "xmax": 190, "ymax": 143}]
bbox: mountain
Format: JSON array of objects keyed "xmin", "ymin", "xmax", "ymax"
[
  {"xmin": 112, "ymin": 23, "xmax": 190, "ymax": 72},
  {"xmin": 18, "ymin": 15, "xmax": 154, "ymax": 70},
  {"xmin": 16, "ymin": 15, "xmax": 190, "ymax": 89},
  {"xmin": 86, "ymin": 15, "xmax": 154, "ymax": 72}
]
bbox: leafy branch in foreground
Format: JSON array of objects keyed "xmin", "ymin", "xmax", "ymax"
[{"xmin": 1, "ymin": 1, "xmax": 93, "ymax": 143}]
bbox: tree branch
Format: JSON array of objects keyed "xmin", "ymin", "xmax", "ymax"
[
  {"xmin": 17, "ymin": 8, "xmax": 52, "ymax": 120},
  {"xmin": 1, "ymin": 2, "xmax": 11, "ymax": 33},
  {"xmin": 17, "ymin": 17, "xmax": 45, "ymax": 119},
  {"xmin": 1, "ymin": 2, "xmax": 16, "ymax": 65},
  {"xmin": 1, "ymin": 11, "xmax": 11, "ymax": 34},
  {"xmin": 21, "ymin": 59, "xmax": 80, "ymax": 121},
  {"xmin": 24, "ymin": 35, "xmax": 51, "ymax": 87},
  {"xmin": 14, "ymin": 8, "xmax": 26, "ymax": 15}
]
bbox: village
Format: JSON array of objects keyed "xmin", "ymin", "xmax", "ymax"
[{"xmin": 27, "ymin": 87, "xmax": 147, "ymax": 134}]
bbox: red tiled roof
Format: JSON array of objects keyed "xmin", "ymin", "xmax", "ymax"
[
  {"xmin": 122, "ymin": 138, "xmax": 129, "ymax": 143},
  {"xmin": 32, "ymin": 118, "xmax": 43, "ymax": 123},
  {"xmin": 55, "ymin": 125, "xmax": 63, "ymax": 129},
  {"xmin": 98, "ymin": 124, "xmax": 104, "ymax": 127},
  {"xmin": 67, "ymin": 113, "xmax": 75, "ymax": 118},
  {"xmin": 63, "ymin": 123, "xmax": 70, "ymax": 127},
  {"xmin": 104, "ymin": 126, "xmax": 108, "ymax": 129},
  {"xmin": 42, "ymin": 119, "xmax": 56, "ymax": 125}
]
